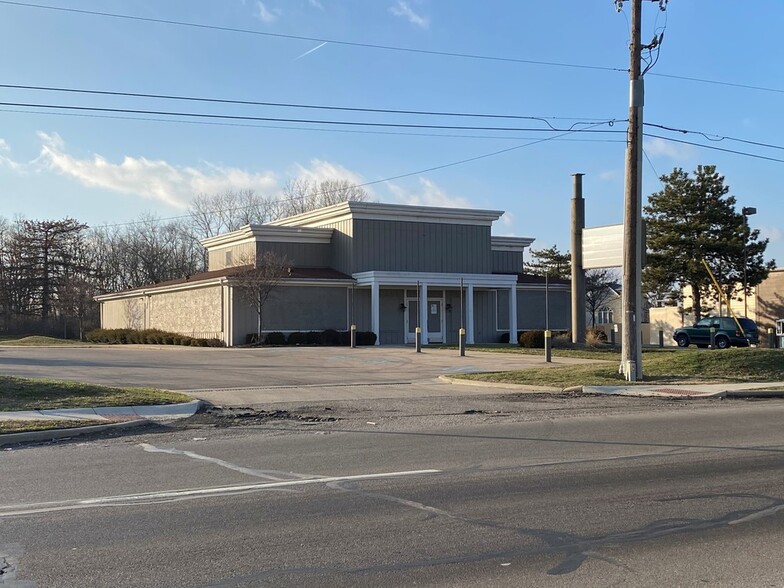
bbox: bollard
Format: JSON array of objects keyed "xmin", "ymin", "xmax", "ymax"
[
  {"xmin": 544, "ymin": 329, "xmax": 552, "ymax": 363},
  {"xmin": 611, "ymin": 324, "xmax": 618, "ymax": 347},
  {"xmin": 768, "ymin": 327, "xmax": 775, "ymax": 349},
  {"xmin": 415, "ymin": 326, "xmax": 422, "ymax": 353},
  {"xmin": 459, "ymin": 327, "xmax": 466, "ymax": 357},
  {"xmin": 350, "ymin": 324, "xmax": 356, "ymax": 349},
  {"xmin": 658, "ymin": 329, "xmax": 664, "ymax": 348},
  {"xmin": 709, "ymin": 327, "xmax": 716, "ymax": 349}
]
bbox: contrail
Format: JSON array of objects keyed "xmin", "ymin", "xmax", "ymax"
[{"xmin": 295, "ymin": 41, "xmax": 327, "ymax": 60}]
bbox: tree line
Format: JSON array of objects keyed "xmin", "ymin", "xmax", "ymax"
[{"xmin": 0, "ymin": 180, "xmax": 368, "ymax": 338}]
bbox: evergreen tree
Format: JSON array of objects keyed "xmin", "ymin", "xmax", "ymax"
[
  {"xmin": 525, "ymin": 245, "xmax": 571, "ymax": 280},
  {"xmin": 644, "ymin": 165, "xmax": 775, "ymax": 321}
]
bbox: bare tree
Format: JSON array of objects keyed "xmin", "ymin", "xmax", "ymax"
[
  {"xmin": 231, "ymin": 251, "xmax": 290, "ymax": 342},
  {"xmin": 280, "ymin": 179, "xmax": 369, "ymax": 218},
  {"xmin": 189, "ymin": 189, "xmax": 276, "ymax": 239},
  {"xmin": 585, "ymin": 269, "xmax": 619, "ymax": 327}
]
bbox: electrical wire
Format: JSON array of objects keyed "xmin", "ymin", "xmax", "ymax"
[
  {"xmin": 93, "ymin": 122, "xmax": 613, "ymax": 229},
  {"xmin": 0, "ymin": 107, "xmax": 627, "ymax": 143},
  {"xmin": 0, "ymin": 0, "xmax": 626, "ymax": 73},
  {"xmin": 645, "ymin": 122, "xmax": 784, "ymax": 152},
  {"xmin": 0, "ymin": 83, "xmax": 617, "ymax": 127},
  {"xmin": 643, "ymin": 133, "xmax": 784, "ymax": 164},
  {"xmin": 0, "ymin": 101, "xmax": 624, "ymax": 134}
]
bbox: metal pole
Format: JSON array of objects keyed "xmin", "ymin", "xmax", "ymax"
[
  {"xmin": 350, "ymin": 284, "xmax": 356, "ymax": 348},
  {"xmin": 415, "ymin": 280, "xmax": 421, "ymax": 352},
  {"xmin": 571, "ymin": 173, "xmax": 586, "ymax": 344},
  {"xmin": 743, "ymin": 213, "xmax": 749, "ymax": 317},
  {"xmin": 459, "ymin": 278, "xmax": 466, "ymax": 357},
  {"xmin": 621, "ymin": 0, "xmax": 643, "ymax": 381}
]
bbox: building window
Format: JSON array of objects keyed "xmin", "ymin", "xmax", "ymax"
[
  {"xmin": 225, "ymin": 251, "xmax": 233, "ymax": 266},
  {"xmin": 597, "ymin": 307, "xmax": 613, "ymax": 325}
]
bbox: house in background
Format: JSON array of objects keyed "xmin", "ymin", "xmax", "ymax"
[{"xmin": 96, "ymin": 201, "xmax": 572, "ymax": 346}]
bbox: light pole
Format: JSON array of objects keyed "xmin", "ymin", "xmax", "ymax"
[{"xmin": 742, "ymin": 206, "xmax": 757, "ymax": 317}]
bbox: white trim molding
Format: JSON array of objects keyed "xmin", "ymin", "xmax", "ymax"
[
  {"xmin": 270, "ymin": 201, "xmax": 505, "ymax": 228},
  {"xmin": 352, "ymin": 271, "xmax": 518, "ymax": 288},
  {"xmin": 200, "ymin": 225, "xmax": 333, "ymax": 249},
  {"xmin": 491, "ymin": 236, "xmax": 535, "ymax": 252}
]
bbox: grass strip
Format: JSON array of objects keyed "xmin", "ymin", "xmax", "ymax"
[
  {"xmin": 455, "ymin": 348, "xmax": 784, "ymax": 388},
  {"xmin": 0, "ymin": 419, "xmax": 107, "ymax": 434},
  {"xmin": 0, "ymin": 376, "xmax": 192, "ymax": 411},
  {"xmin": 0, "ymin": 336, "xmax": 86, "ymax": 346}
]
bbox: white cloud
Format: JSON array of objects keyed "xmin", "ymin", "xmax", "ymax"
[
  {"xmin": 255, "ymin": 1, "xmax": 280, "ymax": 23},
  {"xmin": 308, "ymin": 0, "xmax": 324, "ymax": 9},
  {"xmin": 644, "ymin": 136, "xmax": 695, "ymax": 160},
  {"xmin": 294, "ymin": 159, "xmax": 368, "ymax": 188},
  {"xmin": 599, "ymin": 169, "xmax": 621, "ymax": 181},
  {"xmin": 386, "ymin": 177, "xmax": 470, "ymax": 208},
  {"xmin": 389, "ymin": 1, "xmax": 429, "ymax": 29},
  {"xmin": 35, "ymin": 132, "xmax": 278, "ymax": 209},
  {"xmin": 0, "ymin": 138, "xmax": 22, "ymax": 171}
]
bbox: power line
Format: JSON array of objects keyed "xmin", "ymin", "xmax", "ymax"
[
  {"xmin": 0, "ymin": 0, "xmax": 625, "ymax": 73},
  {"xmin": 649, "ymin": 72, "xmax": 784, "ymax": 95},
  {"xmin": 643, "ymin": 133, "xmax": 784, "ymax": 164},
  {"xmin": 0, "ymin": 101, "xmax": 624, "ymax": 134},
  {"xmin": 0, "ymin": 83, "xmax": 617, "ymax": 127},
  {"xmin": 4, "ymin": 2, "xmax": 783, "ymax": 98},
  {"xmin": 0, "ymin": 107, "xmax": 627, "ymax": 143},
  {"xmin": 645, "ymin": 122, "xmax": 784, "ymax": 152},
  {"xmin": 95, "ymin": 122, "xmax": 612, "ymax": 229}
]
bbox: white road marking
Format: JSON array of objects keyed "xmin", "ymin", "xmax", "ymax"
[
  {"xmin": 139, "ymin": 443, "xmax": 317, "ymax": 481},
  {"xmin": 0, "ymin": 470, "xmax": 441, "ymax": 518}
]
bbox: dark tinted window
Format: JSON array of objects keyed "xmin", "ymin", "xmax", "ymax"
[{"xmin": 738, "ymin": 318, "xmax": 757, "ymax": 331}]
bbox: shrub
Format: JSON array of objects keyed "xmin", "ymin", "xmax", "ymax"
[
  {"xmin": 287, "ymin": 332, "xmax": 307, "ymax": 345},
  {"xmin": 338, "ymin": 331, "xmax": 351, "ymax": 346},
  {"xmin": 356, "ymin": 331, "xmax": 377, "ymax": 346},
  {"xmin": 264, "ymin": 332, "xmax": 286, "ymax": 346},
  {"xmin": 246, "ymin": 333, "xmax": 260, "ymax": 345},
  {"xmin": 551, "ymin": 333, "xmax": 574, "ymax": 349},
  {"xmin": 585, "ymin": 328, "xmax": 608, "ymax": 347},
  {"xmin": 305, "ymin": 331, "xmax": 321, "ymax": 345},
  {"xmin": 519, "ymin": 330, "xmax": 545, "ymax": 348},
  {"xmin": 320, "ymin": 329, "xmax": 341, "ymax": 346}
]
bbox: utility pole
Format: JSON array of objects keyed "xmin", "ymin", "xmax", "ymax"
[
  {"xmin": 571, "ymin": 173, "xmax": 586, "ymax": 345},
  {"xmin": 620, "ymin": 0, "xmax": 644, "ymax": 381}
]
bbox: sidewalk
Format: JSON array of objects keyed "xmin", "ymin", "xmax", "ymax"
[
  {"xmin": 582, "ymin": 382, "xmax": 784, "ymax": 398},
  {"xmin": 0, "ymin": 400, "xmax": 202, "ymax": 446}
]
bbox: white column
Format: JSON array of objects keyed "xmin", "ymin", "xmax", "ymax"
[
  {"xmin": 466, "ymin": 284, "xmax": 475, "ymax": 344},
  {"xmin": 371, "ymin": 280, "xmax": 380, "ymax": 345},
  {"xmin": 420, "ymin": 281, "xmax": 429, "ymax": 345},
  {"xmin": 509, "ymin": 285, "xmax": 518, "ymax": 345}
]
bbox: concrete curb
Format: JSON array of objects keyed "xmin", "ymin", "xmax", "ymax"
[
  {"xmin": 0, "ymin": 400, "xmax": 203, "ymax": 446},
  {"xmin": 437, "ymin": 375, "xmax": 566, "ymax": 393},
  {"xmin": 0, "ymin": 399, "xmax": 202, "ymax": 422},
  {"xmin": 0, "ymin": 419, "xmax": 151, "ymax": 446}
]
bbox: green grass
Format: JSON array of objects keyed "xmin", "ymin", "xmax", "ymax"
[
  {"xmin": 0, "ymin": 419, "xmax": 105, "ymax": 434},
  {"xmin": 0, "ymin": 336, "xmax": 86, "ymax": 346},
  {"xmin": 0, "ymin": 376, "xmax": 193, "ymax": 411},
  {"xmin": 437, "ymin": 343, "xmax": 623, "ymax": 361},
  {"xmin": 455, "ymin": 348, "xmax": 784, "ymax": 388}
]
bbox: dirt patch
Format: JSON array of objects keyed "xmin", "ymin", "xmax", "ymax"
[{"xmin": 187, "ymin": 406, "xmax": 339, "ymax": 427}]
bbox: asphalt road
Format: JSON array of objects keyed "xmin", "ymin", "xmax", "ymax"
[{"xmin": 2, "ymin": 398, "xmax": 784, "ymax": 587}]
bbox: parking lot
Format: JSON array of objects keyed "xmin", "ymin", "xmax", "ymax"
[{"xmin": 0, "ymin": 345, "xmax": 600, "ymax": 404}]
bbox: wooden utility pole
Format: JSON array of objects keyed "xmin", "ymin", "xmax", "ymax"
[
  {"xmin": 571, "ymin": 173, "xmax": 586, "ymax": 345},
  {"xmin": 621, "ymin": 0, "xmax": 644, "ymax": 381}
]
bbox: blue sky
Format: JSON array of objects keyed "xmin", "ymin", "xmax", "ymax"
[{"xmin": 0, "ymin": 0, "xmax": 781, "ymax": 264}]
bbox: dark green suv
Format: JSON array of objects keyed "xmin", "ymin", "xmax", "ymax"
[{"xmin": 673, "ymin": 317, "xmax": 759, "ymax": 349}]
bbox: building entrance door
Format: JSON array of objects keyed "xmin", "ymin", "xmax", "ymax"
[{"xmin": 405, "ymin": 298, "xmax": 444, "ymax": 344}]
